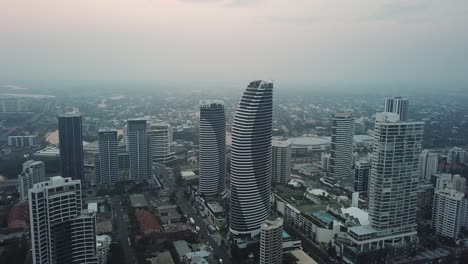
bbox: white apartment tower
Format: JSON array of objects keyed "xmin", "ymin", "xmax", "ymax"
[
  {"xmin": 147, "ymin": 122, "xmax": 176, "ymax": 164},
  {"xmin": 198, "ymin": 100, "xmax": 226, "ymax": 196},
  {"xmin": 330, "ymin": 113, "xmax": 354, "ymax": 180},
  {"xmin": 29, "ymin": 176, "xmax": 98, "ymax": 264},
  {"xmin": 433, "ymin": 175, "xmax": 468, "ymax": 239},
  {"xmin": 271, "ymin": 139, "xmax": 292, "ymax": 185},
  {"xmin": 420, "ymin": 150, "xmax": 439, "ymax": 181},
  {"xmin": 19, "ymin": 160, "xmax": 45, "ymax": 201},
  {"xmin": 369, "ymin": 112, "xmax": 424, "ymax": 236},
  {"xmin": 96, "ymin": 129, "xmax": 119, "ymax": 185},
  {"xmin": 259, "ymin": 218, "xmax": 283, "ymax": 264},
  {"xmin": 230, "ymin": 80, "xmax": 273, "ymax": 238},
  {"xmin": 384, "ymin": 97, "xmax": 409, "ymax": 121}
]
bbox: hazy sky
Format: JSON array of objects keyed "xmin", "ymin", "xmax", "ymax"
[{"xmin": 1, "ymin": 0, "xmax": 467, "ymax": 88}]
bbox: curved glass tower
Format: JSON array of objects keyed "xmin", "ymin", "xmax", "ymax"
[
  {"xmin": 230, "ymin": 80, "xmax": 273, "ymax": 237},
  {"xmin": 199, "ymin": 100, "xmax": 226, "ymax": 196}
]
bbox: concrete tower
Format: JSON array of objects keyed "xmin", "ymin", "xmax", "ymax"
[
  {"xmin": 198, "ymin": 100, "xmax": 226, "ymax": 196},
  {"xmin": 230, "ymin": 80, "xmax": 273, "ymax": 237}
]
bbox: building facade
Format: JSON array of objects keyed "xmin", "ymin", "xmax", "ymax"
[
  {"xmin": 420, "ymin": 150, "xmax": 439, "ymax": 181},
  {"xmin": 29, "ymin": 176, "xmax": 98, "ymax": 264},
  {"xmin": 147, "ymin": 122, "xmax": 175, "ymax": 164},
  {"xmin": 272, "ymin": 139, "xmax": 292, "ymax": 185},
  {"xmin": 260, "ymin": 218, "xmax": 284, "ymax": 264},
  {"xmin": 198, "ymin": 100, "xmax": 226, "ymax": 196},
  {"xmin": 127, "ymin": 119, "xmax": 152, "ymax": 181},
  {"xmin": 230, "ymin": 80, "xmax": 273, "ymax": 238},
  {"xmin": 8, "ymin": 135, "xmax": 39, "ymax": 147},
  {"xmin": 19, "ymin": 160, "xmax": 45, "ymax": 201},
  {"xmin": 384, "ymin": 97, "xmax": 409, "ymax": 121},
  {"xmin": 96, "ymin": 129, "xmax": 119, "ymax": 185},
  {"xmin": 58, "ymin": 113, "xmax": 84, "ymax": 181},
  {"xmin": 369, "ymin": 112, "xmax": 423, "ymax": 235},
  {"xmin": 330, "ymin": 113, "xmax": 354, "ymax": 181},
  {"xmin": 433, "ymin": 188, "xmax": 467, "ymax": 239},
  {"xmin": 353, "ymin": 160, "xmax": 370, "ymax": 193},
  {"xmin": 447, "ymin": 147, "xmax": 466, "ymax": 164}
]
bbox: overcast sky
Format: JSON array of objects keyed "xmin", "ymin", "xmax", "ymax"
[{"xmin": 1, "ymin": 0, "xmax": 467, "ymax": 89}]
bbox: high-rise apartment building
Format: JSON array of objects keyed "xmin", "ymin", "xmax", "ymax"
[
  {"xmin": 384, "ymin": 96, "xmax": 409, "ymax": 121},
  {"xmin": 447, "ymin": 147, "xmax": 466, "ymax": 164},
  {"xmin": 230, "ymin": 80, "xmax": 273, "ymax": 238},
  {"xmin": 127, "ymin": 119, "xmax": 152, "ymax": 181},
  {"xmin": 19, "ymin": 160, "xmax": 45, "ymax": 201},
  {"xmin": 198, "ymin": 100, "xmax": 226, "ymax": 196},
  {"xmin": 96, "ymin": 129, "xmax": 119, "ymax": 185},
  {"xmin": 420, "ymin": 150, "xmax": 439, "ymax": 181},
  {"xmin": 147, "ymin": 122, "xmax": 175, "ymax": 164},
  {"xmin": 259, "ymin": 218, "xmax": 283, "ymax": 264},
  {"xmin": 368, "ymin": 112, "xmax": 423, "ymax": 235},
  {"xmin": 29, "ymin": 176, "xmax": 98, "ymax": 264},
  {"xmin": 58, "ymin": 113, "xmax": 84, "ymax": 181},
  {"xmin": 353, "ymin": 160, "xmax": 370, "ymax": 193},
  {"xmin": 433, "ymin": 174, "xmax": 468, "ymax": 239},
  {"xmin": 271, "ymin": 139, "xmax": 292, "ymax": 185},
  {"xmin": 330, "ymin": 113, "xmax": 354, "ymax": 181}
]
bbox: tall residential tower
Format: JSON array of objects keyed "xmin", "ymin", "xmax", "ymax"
[
  {"xmin": 271, "ymin": 139, "xmax": 292, "ymax": 185},
  {"xmin": 329, "ymin": 113, "xmax": 354, "ymax": 181},
  {"xmin": 97, "ymin": 129, "xmax": 119, "ymax": 185},
  {"xmin": 29, "ymin": 176, "xmax": 98, "ymax": 264},
  {"xmin": 230, "ymin": 80, "xmax": 273, "ymax": 238},
  {"xmin": 198, "ymin": 100, "xmax": 226, "ymax": 196},
  {"xmin": 127, "ymin": 119, "xmax": 152, "ymax": 181},
  {"xmin": 58, "ymin": 113, "xmax": 84, "ymax": 181},
  {"xmin": 19, "ymin": 160, "xmax": 45, "ymax": 201}
]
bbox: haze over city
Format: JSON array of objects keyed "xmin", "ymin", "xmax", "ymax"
[
  {"xmin": 1, "ymin": 0, "xmax": 468, "ymax": 90},
  {"xmin": 1, "ymin": 1, "xmax": 468, "ymax": 264}
]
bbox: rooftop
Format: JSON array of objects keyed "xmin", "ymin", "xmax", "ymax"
[
  {"xmin": 129, "ymin": 194, "xmax": 149, "ymax": 208},
  {"xmin": 310, "ymin": 211, "xmax": 335, "ymax": 226},
  {"xmin": 173, "ymin": 240, "xmax": 191, "ymax": 257},
  {"xmin": 289, "ymin": 249, "xmax": 318, "ymax": 264},
  {"xmin": 348, "ymin": 225, "xmax": 377, "ymax": 236},
  {"xmin": 272, "ymin": 139, "xmax": 292, "ymax": 148}
]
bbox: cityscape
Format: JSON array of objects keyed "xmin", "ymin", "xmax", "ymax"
[{"xmin": 1, "ymin": 1, "xmax": 468, "ymax": 264}]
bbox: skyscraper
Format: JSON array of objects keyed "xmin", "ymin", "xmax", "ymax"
[
  {"xmin": 353, "ymin": 160, "xmax": 370, "ymax": 193},
  {"xmin": 230, "ymin": 80, "xmax": 273, "ymax": 238},
  {"xmin": 420, "ymin": 150, "xmax": 439, "ymax": 181},
  {"xmin": 97, "ymin": 129, "xmax": 119, "ymax": 185},
  {"xmin": 271, "ymin": 139, "xmax": 292, "ymax": 185},
  {"xmin": 19, "ymin": 160, "xmax": 45, "ymax": 201},
  {"xmin": 368, "ymin": 112, "xmax": 423, "ymax": 235},
  {"xmin": 198, "ymin": 100, "xmax": 226, "ymax": 196},
  {"xmin": 127, "ymin": 119, "xmax": 152, "ymax": 181},
  {"xmin": 384, "ymin": 96, "xmax": 409, "ymax": 121},
  {"xmin": 29, "ymin": 176, "xmax": 98, "ymax": 264},
  {"xmin": 58, "ymin": 113, "xmax": 84, "ymax": 181},
  {"xmin": 147, "ymin": 122, "xmax": 175, "ymax": 164},
  {"xmin": 259, "ymin": 218, "xmax": 283, "ymax": 264},
  {"xmin": 329, "ymin": 113, "xmax": 354, "ymax": 181}
]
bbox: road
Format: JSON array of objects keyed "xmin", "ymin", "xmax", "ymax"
[
  {"xmin": 110, "ymin": 195, "xmax": 137, "ymax": 264},
  {"xmin": 157, "ymin": 165, "xmax": 231, "ymax": 263},
  {"xmin": 176, "ymin": 192, "xmax": 232, "ymax": 264}
]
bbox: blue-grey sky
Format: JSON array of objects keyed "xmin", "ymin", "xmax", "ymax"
[{"xmin": 1, "ymin": 0, "xmax": 467, "ymax": 88}]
